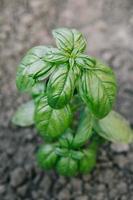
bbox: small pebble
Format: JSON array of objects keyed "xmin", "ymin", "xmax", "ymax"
[
  {"xmin": 0, "ymin": 185, "xmax": 6, "ymax": 194},
  {"xmin": 111, "ymin": 143, "xmax": 129, "ymax": 153},
  {"xmin": 76, "ymin": 195, "xmax": 88, "ymax": 200},
  {"xmin": 10, "ymin": 167, "xmax": 26, "ymax": 187}
]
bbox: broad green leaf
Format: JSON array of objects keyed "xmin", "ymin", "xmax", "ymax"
[
  {"xmin": 36, "ymin": 64, "xmax": 56, "ymax": 81},
  {"xmin": 94, "ymin": 111, "xmax": 133, "ymax": 143},
  {"xmin": 52, "ymin": 28, "xmax": 86, "ymax": 53},
  {"xmin": 16, "ymin": 46, "xmax": 54, "ymax": 92},
  {"xmin": 79, "ymin": 149, "xmax": 96, "ymax": 174},
  {"xmin": 35, "ymin": 95, "xmax": 72, "ymax": 140},
  {"xmin": 12, "ymin": 100, "xmax": 35, "ymax": 127},
  {"xmin": 72, "ymin": 109, "xmax": 93, "ymax": 148},
  {"xmin": 47, "ymin": 63, "xmax": 76, "ymax": 109},
  {"xmin": 37, "ymin": 144, "xmax": 58, "ymax": 169},
  {"xmin": 27, "ymin": 45, "xmax": 51, "ymax": 57},
  {"xmin": 31, "ymin": 82, "xmax": 45, "ymax": 99},
  {"xmin": 43, "ymin": 47, "xmax": 68, "ymax": 63},
  {"xmin": 52, "ymin": 28, "xmax": 74, "ymax": 53},
  {"xmin": 70, "ymin": 95, "xmax": 84, "ymax": 113},
  {"xmin": 16, "ymin": 64, "xmax": 35, "ymax": 92},
  {"xmin": 56, "ymin": 156, "xmax": 78, "ymax": 176},
  {"xmin": 79, "ymin": 59, "xmax": 117, "ymax": 118}
]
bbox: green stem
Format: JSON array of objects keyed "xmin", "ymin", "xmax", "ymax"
[{"xmin": 89, "ymin": 134, "xmax": 105, "ymax": 152}]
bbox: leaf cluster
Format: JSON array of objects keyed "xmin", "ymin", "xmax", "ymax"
[{"xmin": 12, "ymin": 28, "xmax": 133, "ymax": 176}]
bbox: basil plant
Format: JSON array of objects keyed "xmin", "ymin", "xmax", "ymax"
[{"xmin": 12, "ymin": 28, "xmax": 133, "ymax": 176}]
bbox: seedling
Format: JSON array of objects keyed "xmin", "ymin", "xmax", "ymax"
[{"xmin": 12, "ymin": 28, "xmax": 133, "ymax": 176}]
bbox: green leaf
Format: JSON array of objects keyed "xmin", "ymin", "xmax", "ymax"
[
  {"xmin": 31, "ymin": 82, "xmax": 45, "ymax": 99},
  {"xmin": 52, "ymin": 28, "xmax": 86, "ymax": 53},
  {"xmin": 72, "ymin": 29, "xmax": 86, "ymax": 52},
  {"xmin": 52, "ymin": 28, "xmax": 74, "ymax": 53},
  {"xmin": 55, "ymin": 148, "xmax": 84, "ymax": 160},
  {"xmin": 27, "ymin": 45, "xmax": 51, "ymax": 57},
  {"xmin": 12, "ymin": 100, "xmax": 35, "ymax": 127},
  {"xmin": 69, "ymin": 58, "xmax": 75, "ymax": 68},
  {"xmin": 16, "ymin": 46, "xmax": 54, "ymax": 92},
  {"xmin": 94, "ymin": 111, "xmax": 133, "ymax": 143},
  {"xmin": 72, "ymin": 109, "xmax": 93, "ymax": 148},
  {"xmin": 56, "ymin": 156, "xmax": 78, "ymax": 176},
  {"xmin": 55, "ymin": 147, "xmax": 69, "ymax": 157},
  {"xmin": 59, "ymin": 129, "xmax": 74, "ymax": 148},
  {"xmin": 79, "ymin": 149, "xmax": 96, "ymax": 174},
  {"xmin": 79, "ymin": 59, "xmax": 117, "ymax": 118},
  {"xmin": 47, "ymin": 63, "xmax": 76, "ymax": 109},
  {"xmin": 16, "ymin": 64, "xmax": 35, "ymax": 92},
  {"xmin": 35, "ymin": 64, "xmax": 56, "ymax": 81},
  {"xmin": 76, "ymin": 54, "xmax": 95, "ymax": 68},
  {"xmin": 73, "ymin": 64, "xmax": 81, "ymax": 79},
  {"xmin": 70, "ymin": 95, "xmax": 84, "ymax": 113},
  {"xmin": 69, "ymin": 58, "xmax": 81, "ymax": 80},
  {"xmin": 37, "ymin": 144, "xmax": 58, "ymax": 169},
  {"xmin": 35, "ymin": 95, "xmax": 72, "ymax": 140},
  {"xmin": 71, "ymin": 150, "xmax": 84, "ymax": 160},
  {"xmin": 43, "ymin": 47, "xmax": 68, "ymax": 63}
]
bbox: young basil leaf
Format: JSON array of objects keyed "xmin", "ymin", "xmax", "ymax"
[
  {"xmin": 73, "ymin": 65, "xmax": 81, "ymax": 79},
  {"xmin": 12, "ymin": 100, "xmax": 35, "ymax": 127},
  {"xmin": 79, "ymin": 149, "xmax": 96, "ymax": 174},
  {"xmin": 72, "ymin": 29, "xmax": 86, "ymax": 52},
  {"xmin": 16, "ymin": 46, "xmax": 54, "ymax": 92},
  {"xmin": 71, "ymin": 150, "xmax": 84, "ymax": 160},
  {"xmin": 55, "ymin": 147, "xmax": 69, "ymax": 157},
  {"xmin": 72, "ymin": 109, "xmax": 93, "ymax": 148},
  {"xmin": 79, "ymin": 60, "xmax": 117, "ymax": 118},
  {"xmin": 55, "ymin": 148, "xmax": 84, "ymax": 160},
  {"xmin": 94, "ymin": 111, "xmax": 133, "ymax": 143},
  {"xmin": 37, "ymin": 144, "xmax": 58, "ymax": 169},
  {"xmin": 69, "ymin": 58, "xmax": 75, "ymax": 68},
  {"xmin": 59, "ymin": 129, "xmax": 74, "ymax": 148},
  {"xmin": 52, "ymin": 28, "xmax": 74, "ymax": 53},
  {"xmin": 35, "ymin": 95, "xmax": 72, "ymax": 140},
  {"xmin": 76, "ymin": 54, "xmax": 95, "ymax": 68},
  {"xmin": 52, "ymin": 28, "xmax": 86, "ymax": 53},
  {"xmin": 69, "ymin": 58, "xmax": 81, "ymax": 80},
  {"xmin": 47, "ymin": 63, "xmax": 76, "ymax": 109},
  {"xmin": 56, "ymin": 156, "xmax": 78, "ymax": 176},
  {"xmin": 43, "ymin": 48, "xmax": 68, "ymax": 63}
]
